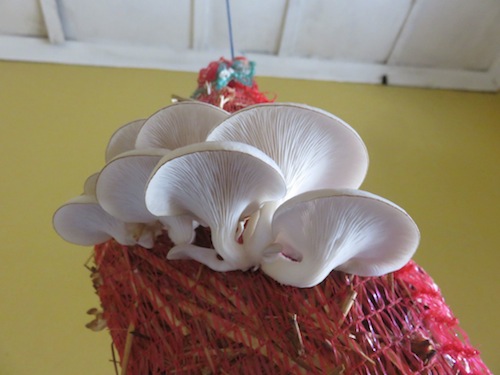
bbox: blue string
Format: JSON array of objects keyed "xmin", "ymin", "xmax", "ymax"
[{"xmin": 225, "ymin": 0, "xmax": 235, "ymax": 60}]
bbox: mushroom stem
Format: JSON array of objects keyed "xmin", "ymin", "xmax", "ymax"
[
  {"xmin": 212, "ymin": 226, "xmax": 257, "ymax": 271},
  {"xmin": 124, "ymin": 221, "xmax": 162, "ymax": 249},
  {"xmin": 167, "ymin": 244, "xmax": 239, "ymax": 272},
  {"xmin": 243, "ymin": 201, "xmax": 279, "ymax": 259},
  {"xmin": 160, "ymin": 216, "xmax": 197, "ymax": 245}
]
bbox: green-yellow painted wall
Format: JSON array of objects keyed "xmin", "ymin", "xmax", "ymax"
[{"xmin": 0, "ymin": 61, "xmax": 498, "ymax": 374}]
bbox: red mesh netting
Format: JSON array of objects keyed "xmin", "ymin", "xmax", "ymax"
[{"xmin": 93, "ymin": 229, "xmax": 491, "ymax": 375}]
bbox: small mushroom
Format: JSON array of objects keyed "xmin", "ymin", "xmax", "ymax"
[
  {"xmin": 145, "ymin": 141, "xmax": 287, "ymax": 270},
  {"xmin": 135, "ymin": 101, "xmax": 229, "ymax": 150},
  {"xmin": 85, "ymin": 308, "xmax": 107, "ymax": 331},
  {"xmin": 207, "ymin": 103, "xmax": 369, "ymax": 198},
  {"xmin": 260, "ymin": 189, "xmax": 420, "ymax": 287},
  {"xmin": 53, "ymin": 194, "xmax": 155, "ymax": 247},
  {"xmin": 105, "ymin": 119, "xmax": 145, "ymax": 162},
  {"xmin": 53, "ymin": 172, "xmax": 157, "ymax": 248},
  {"xmin": 96, "ymin": 148, "xmax": 196, "ymax": 245}
]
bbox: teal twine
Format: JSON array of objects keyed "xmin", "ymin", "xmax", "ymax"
[{"xmin": 215, "ymin": 59, "xmax": 255, "ymax": 90}]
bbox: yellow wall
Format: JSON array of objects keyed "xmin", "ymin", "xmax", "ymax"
[{"xmin": 0, "ymin": 61, "xmax": 498, "ymax": 374}]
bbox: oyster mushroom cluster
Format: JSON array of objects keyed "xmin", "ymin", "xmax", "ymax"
[{"xmin": 54, "ymin": 102, "xmax": 420, "ymax": 287}]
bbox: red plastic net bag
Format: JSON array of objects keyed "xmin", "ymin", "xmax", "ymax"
[{"xmin": 94, "ymin": 230, "xmax": 490, "ymax": 375}]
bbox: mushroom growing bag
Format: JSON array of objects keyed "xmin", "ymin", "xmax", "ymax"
[{"xmin": 55, "ymin": 58, "xmax": 492, "ymax": 374}]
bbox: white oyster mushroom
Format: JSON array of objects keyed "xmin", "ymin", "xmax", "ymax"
[
  {"xmin": 145, "ymin": 141, "xmax": 287, "ymax": 271},
  {"xmin": 96, "ymin": 149, "xmax": 197, "ymax": 245},
  {"xmin": 207, "ymin": 103, "xmax": 369, "ymax": 197},
  {"xmin": 135, "ymin": 101, "xmax": 229, "ymax": 150},
  {"xmin": 105, "ymin": 119, "xmax": 145, "ymax": 162},
  {"xmin": 208, "ymin": 103, "xmax": 369, "ymax": 256},
  {"xmin": 53, "ymin": 173, "xmax": 157, "ymax": 248},
  {"xmin": 260, "ymin": 189, "xmax": 420, "ymax": 287}
]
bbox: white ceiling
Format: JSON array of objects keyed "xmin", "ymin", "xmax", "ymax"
[{"xmin": 1, "ymin": 0, "xmax": 499, "ymax": 91}]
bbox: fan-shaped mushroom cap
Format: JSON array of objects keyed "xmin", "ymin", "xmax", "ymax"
[
  {"xmin": 207, "ymin": 103, "xmax": 369, "ymax": 199},
  {"xmin": 54, "ymin": 195, "xmax": 114, "ymax": 246},
  {"xmin": 53, "ymin": 195, "xmax": 156, "ymax": 248},
  {"xmin": 97, "ymin": 149, "xmax": 169, "ymax": 223},
  {"xmin": 261, "ymin": 189, "xmax": 420, "ymax": 287},
  {"xmin": 135, "ymin": 102, "xmax": 229, "ymax": 150},
  {"xmin": 96, "ymin": 148, "xmax": 196, "ymax": 245},
  {"xmin": 145, "ymin": 141, "xmax": 287, "ymax": 270},
  {"xmin": 105, "ymin": 119, "xmax": 145, "ymax": 162}
]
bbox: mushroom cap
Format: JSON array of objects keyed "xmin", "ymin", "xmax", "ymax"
[
  {"xmin": 53, "ymin": 195, "xmax": 123, "ymax": 246},
  {"xmin": 53, "ymin": 194, "xmax": 159, "ymax": 248},
  {"xmin": 96, "ymin": 148, "xmax": 198, "ymax": 245},
  {"xmin": 145, "ymin": 141, "xmax": 286, "ymax": 222},
  {"xmin": 105, "ymin": 119, "xmax": 145, "ymax": 162},
  {"xmin": 261, "ymin": 189, "xmax": 420, "ymax": 287},
  {"xmin": 83, "ymin": 173, "xmax": 99, "ymax": 196},
  {"xmin": 207, "ymin": 103, "xmax": 369, "ymax": 198},
  {"xmin": 96, "ymin": 148, "xmax": 168, "ymax": 223},
  {"xmin": 135, "ymin": 101, "xmax": 229, "ymax": 150}
]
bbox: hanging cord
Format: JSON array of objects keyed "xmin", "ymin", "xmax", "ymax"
[{"xmin": 225, "ymin": 0, "xmax": 235, "ymax": 60}]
